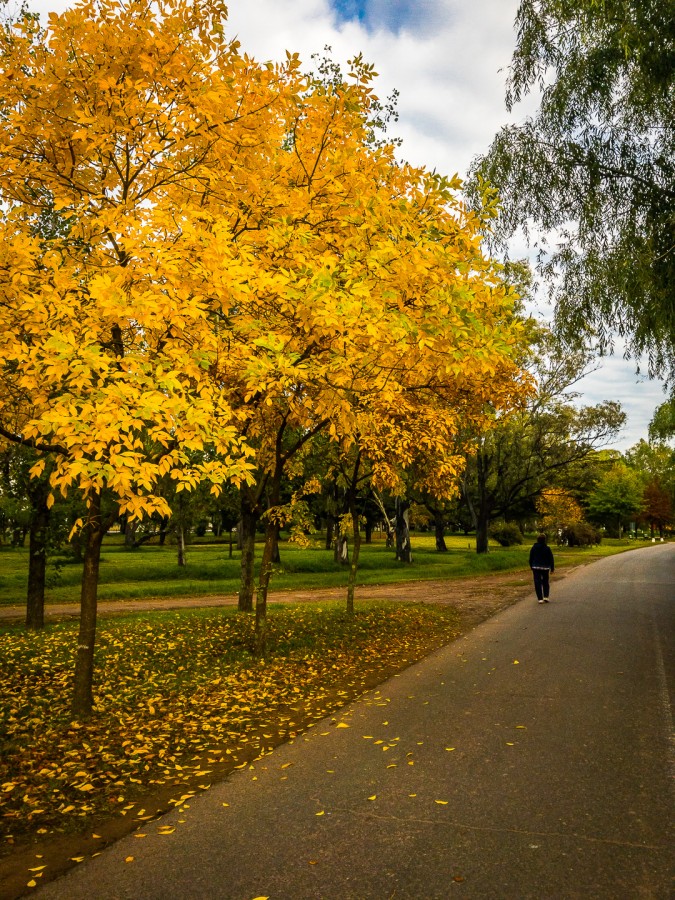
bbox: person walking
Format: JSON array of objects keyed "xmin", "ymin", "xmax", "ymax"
[{"xmin": 529, "ymin": 533, "xmax": 555, "ymax": 604}]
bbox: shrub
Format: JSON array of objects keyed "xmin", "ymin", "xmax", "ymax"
[
  {"xmin": 489, "ymin": 521, "xmax": 524, "ymax": 547},
  {"xmin": 561, "ymin": 522, "xmax": 601, "ymax": 547}
]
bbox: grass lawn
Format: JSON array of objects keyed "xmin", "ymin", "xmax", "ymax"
[{"xmin": 0, "ymin": 532, "xmax": 648, "ymax": 607}]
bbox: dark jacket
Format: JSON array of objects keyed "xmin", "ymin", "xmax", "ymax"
[{"xmin": 529, "ymin": 542, "xmax": 555, "ymax": 571}]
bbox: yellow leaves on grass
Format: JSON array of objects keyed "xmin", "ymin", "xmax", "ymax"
[{"xmin": 0, "ymin": 605, "xmax": 461, "ymax": 841}]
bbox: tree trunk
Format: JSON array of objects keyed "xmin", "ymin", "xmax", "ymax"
[
  {"xmin": 26, "ymin": 481, "xmax": 50, "ymax": 630},
  {"xmin": 395, "ymin": 497, "xmax": 412, "ymax": 562},
  {"xmin": 271, "ymin": 532, "xmax": 281, "ymax": 565},
  {"xmin": 337, "ymin": 533, "xmax": 349, "ymax": 565},
  {"xmin": 325, "ymin": 479, "xmax": 339, "ymax": 550},
  {"xmin": 434, "ymin": 516, "xmax": 448, "ymax": 552},
  {"xmin": 364, "ymin": 519, "xmax": 373, "ymax": 545},
  {"xmin": 254, "ymin": 520, "xmax": 278, "ymax": 656},
  {"xmin": 346, "ymin": 486, "xmax": 361, "ymax": 615},
  {"xmin": 325, "ymin": 516, "xmax": 335, "ymax": 551},
  {"xmin": 124, "ymin": 518, "xmax": 138, "ymax": 549},
  {"xmin": 475, "ymin": 504, "xmax": 490, "ymax": 554},
  {"xmin": 72, "ymin": 490, "xmax": 104, "ymax": 720},
  {"xmin": 238, "ymin": 502, "xmax": 257, "ymax": 612},
  {"xmin": 471, "ymin": 451, "xmax": 491, "ymax": 554},
  {"xmin": 158, "ymin": 517, "xmax": 169, "ymax": 546},
  {"xmin": 176, "ymin": 526, "xmax": 186, "ymax": 566}
]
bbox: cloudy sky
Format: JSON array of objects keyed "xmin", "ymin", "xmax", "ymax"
[{"xmin": 23, "ymin": 0, "xmax": 670, "ymax": 450}]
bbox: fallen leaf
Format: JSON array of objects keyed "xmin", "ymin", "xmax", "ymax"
[
  {"xmin": 435, "ymin": 800, "xmax": 448, "ymax": 805},
  {"xmin": 27, "ymin": 880, "xmax": 37, "ymax": 888},
  {"xmin": 336, "ymin": 723, "xmax": 350, "ymax": 729},
  {"xmin": 316, "ymin": 811, "xmax": 325, "ymax": 816},
  {"xmin": 367, "ymin": 795, "xmax": 377, "ymax": 801},
  {"xmin": 125, "ymin": 856, "xmax": 134, "ymax": 863}
]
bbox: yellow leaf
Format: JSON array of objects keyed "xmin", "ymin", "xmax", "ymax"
[
  {"xmin": 513, "ymin": 660, "xmax": 520, "ymax": 665},
  {"xmin": 27, "ymin": 881, "xmax": 37, "ymax": 888},
  {"xmin": 315, "ymin": 811, "xmax": 324, "ymax": 816},
  {"xmin": 70, "ymin": 857, "xmax": 84, "ymax": 863},
  {"xmin": 435, "ymin": 800, "xmax": 448, "ymax": 805},
  {"xmin": 336, "ymin": 723, "xmax": 350, "ymax": 729},
  {"xmin": 367, "ymin": 795, "xmax": 377, "ymax": 801},
  {"xmin": 125, "ymin": 856, "xmax": 134, "ymax": 863}
]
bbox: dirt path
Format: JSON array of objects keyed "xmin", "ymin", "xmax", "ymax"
[{"xmin": 0, "ymin": 567, "xmax": 556, "ymax": 627}]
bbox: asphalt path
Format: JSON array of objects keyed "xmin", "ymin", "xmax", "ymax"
[{"xmin": 37, "ymin": 544, "xmax": 674, "ymax": 900}]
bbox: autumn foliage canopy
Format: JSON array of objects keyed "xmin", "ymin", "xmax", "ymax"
[{"xmin": 0, "ymin": 0, "xmax": 531, "ymax": 712}]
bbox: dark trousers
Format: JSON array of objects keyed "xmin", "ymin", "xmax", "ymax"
[{"xmin": 532, "ymin": 568, "xmax": 550, "ymax": 600}]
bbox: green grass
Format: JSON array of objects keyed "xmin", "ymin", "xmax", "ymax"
[{"xmin": 0, "ymin": 532, "xmax": 650, "ymax": 607}]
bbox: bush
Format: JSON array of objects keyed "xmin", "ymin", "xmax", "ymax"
[
  {"xmin": 489, "ymin": 522, "xmax": 524, "ymax": 547},
  {"xmin": 561, "ymin": 522, "xmax": 601, "ymax": 547}
]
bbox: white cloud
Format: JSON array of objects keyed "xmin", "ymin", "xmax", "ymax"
[{"xmin": 16, "ymin": 0, "xmax": 669, "ymax": 448}]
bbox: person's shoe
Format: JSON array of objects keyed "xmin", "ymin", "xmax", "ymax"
[
  {"xmin": 544, "ymin": 597, "xmax": 550, "ymax": 602},
  {"xmin": 538, "ymin": 599, "xmax": 544, "ymax": 604}
]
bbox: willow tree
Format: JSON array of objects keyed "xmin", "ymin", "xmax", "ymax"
[{"xmin": 471, "ymin": 0, "xmax": 675, "ymax": 379}]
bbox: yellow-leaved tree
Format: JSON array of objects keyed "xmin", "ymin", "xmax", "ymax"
[
  {"xmin": 536, "ymin": 487, "xmax": 584, "ymax": 538},
  {"xmin": 164, "ymin": 56, "xmax": 533, "ymax": 648},
  {"xmin": 0, "ymin": 0, "xmax": 307, "ymax": 714},
  {"xmin": 0, "ymin": 0, "xmax": 533, "ymax": 695}
]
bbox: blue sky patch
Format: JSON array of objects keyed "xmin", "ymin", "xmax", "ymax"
[{"xmin": 330, "ymin": 0, "xmax": 434, "ymax": 34}]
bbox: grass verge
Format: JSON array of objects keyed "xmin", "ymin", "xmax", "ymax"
[
  {"xmin": 0, "ymin": 603, "xmax": 461, "ymax": 859},
  {"xmin": 0, "ymin": 534, "xmax": 647, "ymax": 607}
]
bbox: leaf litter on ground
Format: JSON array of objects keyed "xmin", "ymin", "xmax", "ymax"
[{"xmin": 0, "ymin": 602, "xmax": 460, "ymax": 850}]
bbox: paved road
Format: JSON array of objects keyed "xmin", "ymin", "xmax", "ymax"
[{"xmin": 37, "ymin": 544, "xmax": 674, "ymax": 899}]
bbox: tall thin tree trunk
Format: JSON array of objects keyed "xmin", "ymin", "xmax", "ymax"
[
  {"xmin": 238, "ymin": 501, "xmax": 257, "ymax": 612},
  {"xmin": 72, "ymin": 490, "xmax": 104, "ymax": 720},
  {"xmin": 472, "ymin": 451, "xmax": 491, "ymax": 554},
  {"xmin": 325, "ymin": 516, "xmax": 335, "ymax": 551},
  {"xmin": 177, "ymin": 526, "xmax": 186, "ymax": 566},
  {"xmin": 26, "ymin": 481, "xmax": 50, "ymax": 630},
  {"xmin": 271, "ymin": 531, "xmax": 281, "ymax": 564},
  {"xmin": 346, "ymin": 456, "xmax": 362, "ymax": 614},
  {"xmin": 254, "ymin": 520, "xmax": 277, "ymax": 656}
]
